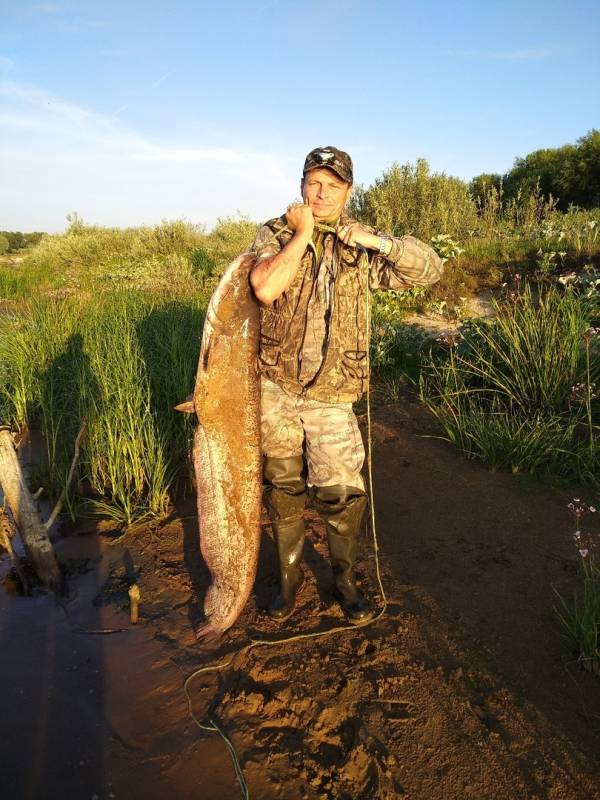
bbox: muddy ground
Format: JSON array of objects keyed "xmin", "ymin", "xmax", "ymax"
[{"xmin": 2, "ymin": 398, "xmax": 600, "ymax": 800}]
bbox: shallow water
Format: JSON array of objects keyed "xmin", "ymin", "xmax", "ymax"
[{"xmin": 0, "ymin": 533, "xmax": 236, "ymax": 800}]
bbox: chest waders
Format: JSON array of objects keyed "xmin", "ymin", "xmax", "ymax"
[{"xmin": 263, "ymin": 240, "xmax": 373, "ymax": 624}]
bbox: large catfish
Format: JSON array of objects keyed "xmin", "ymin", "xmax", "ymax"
[{"xmin": 176, "ymin": 253, "xmax": 262, "ymax": 640}]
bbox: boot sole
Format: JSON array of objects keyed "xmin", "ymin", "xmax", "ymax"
[
  {"xmin": 266, "ymin": 606, "xmax": 297, "ymax": 622},
  {"xmin": 266, "ymin": 580, "xmax": 304, "ymax": 621},
  {"xmin": 344, "ymin": 611, "xmax": 375, "ymax": 625},
  {"xmin": 332, "ymin": 588, "xmax": 374, "ymax": 625}
]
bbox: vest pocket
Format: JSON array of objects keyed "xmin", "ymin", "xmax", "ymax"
[
  {"xmin": 259, "ymin": 333, "xmax": 281, "ymax": 366},
  {"xmin": 341, "ymin": 350, "xmax": 368, "ymax": 380}
]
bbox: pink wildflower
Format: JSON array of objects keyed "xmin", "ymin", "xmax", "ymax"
[{"xmin": 568, "ymin": 498, "xmax": 597, "ymax": 518}]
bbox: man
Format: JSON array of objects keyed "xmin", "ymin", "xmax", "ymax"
[{"xmin": 249, "ymin": 146, "xmax": 443, "ymax": 625}]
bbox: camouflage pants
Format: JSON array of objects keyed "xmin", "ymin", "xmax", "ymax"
[{"xmin": 260, "ymin": 376, "xmax": 366, "ymax": 491}]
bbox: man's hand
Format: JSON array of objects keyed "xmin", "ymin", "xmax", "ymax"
[
  {"xmin": 286, "ymin": 203, "xmax": 314, "ymax": 239},
  {"xmin": 250, "ymin": 206, "xmax": 313, "ymax": 306},
  {"xmin": 336, "ymin": 221, "xmax": 388, "ymax": 253}
]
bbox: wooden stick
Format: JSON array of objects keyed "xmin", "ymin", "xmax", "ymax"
[
  {"xmin": 0, "ymin": 428, "xmax": 61, "ymax": 591},
  {"xmin": 44, "ymin": 423, "xmax": 86, "ymax": 531},
  {"xmin": 128, "ymin": 583, "xmax": 140, "ymax": 624}
]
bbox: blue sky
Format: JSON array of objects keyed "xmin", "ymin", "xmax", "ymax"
[{"xmin": 1, "ymin": 0, "xmax": 599, "ymax": 232}]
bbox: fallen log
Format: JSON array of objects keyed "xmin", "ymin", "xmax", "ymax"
[{"xmin": 0, "ymin": 426, "xmax": 61, "ymax": 591}]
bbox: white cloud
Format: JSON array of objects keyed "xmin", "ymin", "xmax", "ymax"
[
  {"xmin": 443, "ymin": 45, "xmax": 570, "ymax": 62},
  {"xmin": 0, "ymin": 79, "xmax": 298, "ymax": 231},
  {"xmin": 0, "ymin": 80, "xmax": 246, "ymax": 163}
]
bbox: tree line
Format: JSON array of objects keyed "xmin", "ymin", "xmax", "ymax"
[
  {"xmin": 0, "ymin": 230, "xmax": 45, "ymax": 254},
  {"xmin": 2, "ymin": 130, "xmax": 598, "ymax": 253},
  {"xmin": 470, "ymin": 129, "xmax": 599, "ymax": 211},
  {"xmin": 350, "ymin": 129, "xmax": 599, "ymax": 241}
]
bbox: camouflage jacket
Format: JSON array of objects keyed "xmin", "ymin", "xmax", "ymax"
[{"xmin": 250, "ymin": 214, "xmax": 443, "ymax": 403}]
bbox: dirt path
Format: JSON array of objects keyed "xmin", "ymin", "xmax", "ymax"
[{"xmin": 2, "ymin": 400, "xmax": 600, "ymax": 800}]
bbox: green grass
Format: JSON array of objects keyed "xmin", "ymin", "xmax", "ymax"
[
  {"xmin": 370, "ymin": 294, "xmax": 430, "ymax": 383},
  {"xmin": 554, "ymin": 555, "xmax": 600, "ymax": 675},
  {"xmin": 2, "ymin": 206, "xmax": 599, "ymax": 523},
  {"xmin": 419, "ymin": 285, "xmax": 600, "ymax": 483},
  {"xmin": 0, "ymin": 290, "xmax": 205, "ymax": 524}
]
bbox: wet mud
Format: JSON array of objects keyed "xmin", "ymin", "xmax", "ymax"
[{"xmin": 2, "ymin": 400, "xmax": 600, "ymax": 799}]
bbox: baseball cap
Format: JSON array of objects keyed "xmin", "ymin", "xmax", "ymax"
[{"xmin": 302, "ymin": 146, "xmax": 353, "ymax": 184}]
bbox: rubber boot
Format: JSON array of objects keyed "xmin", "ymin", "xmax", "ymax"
[
  {"xmin": 313, "ymin": 484, "xmax": 374, "ymax": 624},
  {"xmin": 268, "ymin": 517, "xmax": 306, "ymax": 620},
  {"xmin": 263, "ymin": 455, "xmax": 307, "ymax": 621}
]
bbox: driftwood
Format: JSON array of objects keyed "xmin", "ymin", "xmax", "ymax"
[
  {"xmin": 0, "ymin": 425, "xmax": 83, "ymax": 592},
  {"xmin": 0, "ymin": 506, "xmax": 29, "ymax": 592}
]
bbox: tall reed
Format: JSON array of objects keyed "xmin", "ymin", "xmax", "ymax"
[
  {"xmin": 0, "ymin": 290, "xmax": 204, "ymax": 524},
  {"xmin": 420, "ymin": 285, "xmax": 599, "ymax": 481}
]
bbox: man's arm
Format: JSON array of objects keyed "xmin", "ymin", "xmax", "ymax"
[
  {"xmin": 250, "ymin": 205, "xmax": 314, "ymax": 306},
  {"xmin": 369, "ymin": 234, "xmax": 444, "ymax": 290},
  {"xmin": 336, "ymin": 221, "xmax": 444, "ymax": 290}
]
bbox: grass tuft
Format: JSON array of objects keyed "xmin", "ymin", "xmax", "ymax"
[{"xmin": 420, "ymin": 285, "xmax": 600, "ymax": 483}]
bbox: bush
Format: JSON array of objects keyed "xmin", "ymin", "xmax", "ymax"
[
  {"xmin": 0, "ymin": 231, "xmax": 45, "ymax": 252},
  {"xmin": 10, "ymin": 216, "xmax": 259, "ymax": 295},
  {"xmin": 202, "ymin": 215, "xmax": 258, "ymax": 276},
  {"xmin": 354, "ymin": 158, "xmax": 479, "ymax": 241}
]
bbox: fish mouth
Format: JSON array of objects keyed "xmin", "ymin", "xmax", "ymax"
[{"xmin": 195, "ymin": 620, "xmax": 225, "ymax": 642}]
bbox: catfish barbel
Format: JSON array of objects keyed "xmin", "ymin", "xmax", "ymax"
[{"xmin": 176, "ymin": 253, "xmax": 262, "ymax": 640}]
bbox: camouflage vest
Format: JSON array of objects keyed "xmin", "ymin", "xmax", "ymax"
[{"xmin": 258, "ymin": 215, "xmax": 369, "ymax": 403}]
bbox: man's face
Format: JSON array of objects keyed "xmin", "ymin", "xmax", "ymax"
[{"xmin": 301, "ymin": 167, "xmax": 352, "ymax": 222}]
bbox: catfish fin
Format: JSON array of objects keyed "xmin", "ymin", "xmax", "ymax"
[{"xmin": 174, "ymin": 394, "xmax": 195, "ymax": 414}]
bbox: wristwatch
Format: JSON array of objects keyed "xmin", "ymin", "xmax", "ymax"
[{"xmin": 378, "ymin": 236, "xmax": 390, "ymax": 255}]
